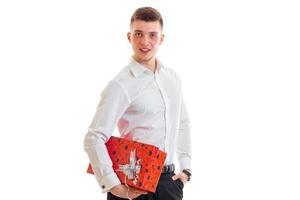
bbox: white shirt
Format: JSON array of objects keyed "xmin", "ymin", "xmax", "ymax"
[{"xmin": 84, "ymin": 58, "xmax": 191, "ymax": 193}]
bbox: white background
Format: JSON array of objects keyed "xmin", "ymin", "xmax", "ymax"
[{"xmin": 0, "ymin": 0, "xmax": 299, "ymax": 199}]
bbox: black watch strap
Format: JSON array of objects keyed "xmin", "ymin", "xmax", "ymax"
[{"xmin": 182, "ymin": 169, "xmax": 192, "ymax": 181}]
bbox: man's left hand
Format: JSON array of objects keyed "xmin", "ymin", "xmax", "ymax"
[{"xmin": 172, "ymin": 172, "xmax": 189, "ymax": 185}]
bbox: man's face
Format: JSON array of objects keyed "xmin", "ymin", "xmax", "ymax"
[{"xmin": 127, "ymin": 20, "xmax": 164, "ymax": 64}]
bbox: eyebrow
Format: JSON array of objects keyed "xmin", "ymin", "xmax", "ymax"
[{"xmin": 134, "ymin": 30, "xmax": 158, "ymax": 34}]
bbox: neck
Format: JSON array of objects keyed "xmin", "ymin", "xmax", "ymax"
[{"xmin": 133, "ymin": 56, "xmax": 157, "ymax": 73}]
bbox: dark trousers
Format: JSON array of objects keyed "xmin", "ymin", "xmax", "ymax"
[{"xmin": 107, "ymin": 172, "xmax": 184, "ymax": 200}]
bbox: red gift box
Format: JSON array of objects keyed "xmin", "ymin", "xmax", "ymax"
[{"xmin": 87, "ymin": 136, "xmax": 167, "ymax": 193}]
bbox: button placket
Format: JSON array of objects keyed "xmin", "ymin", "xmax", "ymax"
[{"xmin": 154, "ymin": 74, "xmax": 169, "ymax": 152}]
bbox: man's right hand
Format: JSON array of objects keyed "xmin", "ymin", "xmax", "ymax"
[{"xmin": 109, "ymin": 184, "xmax": 148, "ymax": 199}]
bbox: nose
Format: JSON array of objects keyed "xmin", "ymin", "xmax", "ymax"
[{"xmin": 140, "ymin": 35, "xmax": 150, "ymax": 46}]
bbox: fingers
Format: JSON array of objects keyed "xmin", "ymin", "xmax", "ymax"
[
  {"xmin": 128, "ymin": 189, "xmax": 146, "ymax": 199},
  {"xmin": 172, "ymin": 173, "xmax": 180, "ymax": 180},
  {"xmin": 130, "ymin": 187, "xmax": 148, "ymax": 195},
  {"xmin": 172, "ymin": 172, "xmax": 188, "ymax": 184}
]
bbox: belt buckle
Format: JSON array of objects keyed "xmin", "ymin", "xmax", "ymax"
[
  {"xmin": 169, "ymin": 164, "xmax": 174, "ymax": 172},
  {"xmin": 162, "ymin": 164, "xmax": 174, "ymax": 173}
]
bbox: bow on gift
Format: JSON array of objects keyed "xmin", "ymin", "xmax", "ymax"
[{"xmin": 118, "ymin": 149, "xmax": 141, "ymax": 185}]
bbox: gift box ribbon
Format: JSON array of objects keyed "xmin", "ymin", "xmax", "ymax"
[{"xmin": 117, "ymin": 149, "xmax": 141, "ymax": 185}]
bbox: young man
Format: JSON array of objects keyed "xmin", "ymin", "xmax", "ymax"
[{"xmin": 84, "ymin": 7, "xmax": 191, "ymax": 200}]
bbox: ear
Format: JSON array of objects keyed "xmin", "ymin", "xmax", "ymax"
[
  {"xmin": 159, "ymin": 34, "xmax": 165, "ymax": 45},
  {"xmin": 127, "ymin": 32, "xmax": 131, "ymax": 43}
]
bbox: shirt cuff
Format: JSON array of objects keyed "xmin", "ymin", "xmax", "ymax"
[
  {"xmin": 178, "ymin": 157, "xmax": 191, "ymax": 171},
  {"xmin": 96, "ymin": 172, "xmax": 121, "ymax": 193}
]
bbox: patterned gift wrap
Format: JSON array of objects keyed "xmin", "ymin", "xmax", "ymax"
[{"xmin": 87, "ymin": 136, "xmax": 167, "ymax": 192}]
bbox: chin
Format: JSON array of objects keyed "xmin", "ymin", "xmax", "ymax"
[
  {"xmin": 134, "ymin": 56, "xmax": 148, "ymax": 62},
  {"xmin": 140, "ymin": 54, "xmax": 154, "ymax": 61}
]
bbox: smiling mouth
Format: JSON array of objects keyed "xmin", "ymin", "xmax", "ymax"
[{"xmin": 140, "ymin": 48, "xmax": 151, "ymax": 53}]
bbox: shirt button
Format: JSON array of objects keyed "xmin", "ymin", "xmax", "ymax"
[{"xmin": 101, "ymin": 185, "xmax": 105, "ymax": 189}]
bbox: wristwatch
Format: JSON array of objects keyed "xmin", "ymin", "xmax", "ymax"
[{"xmin": 182, "ymin": 169, "xmax": 192, "ymax": 181}]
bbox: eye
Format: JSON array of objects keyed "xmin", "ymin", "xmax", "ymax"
[
  {"xmin": 150, "ymin": 33, "xmax": 157, "ymax": 39},
  {"xmin": 134, "ymin": 32, "xmax": 142, "ymax": 38}
]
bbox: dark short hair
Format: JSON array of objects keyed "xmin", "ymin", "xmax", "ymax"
[{"xmin": 130, "ymin": 7, "xmax": 163, "ymax": 29}]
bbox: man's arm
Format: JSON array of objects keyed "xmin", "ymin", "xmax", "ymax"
[
  {"xmin": 173, "ymin": 74, "xmax": 192, "ymax": 184},
  {"xmin": 84, "ymin": 80, "xmax": 130, "ymax": 193},
  {"xmin": 173, "ymin": 71, "xmax": 191, "ymax": 171},
  {"xmin": 176, "ymin": 96, "xmax": 192, "ymax": 171}
]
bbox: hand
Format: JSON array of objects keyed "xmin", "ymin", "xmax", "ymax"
[
  {"xmin": 172, "ymin": 172, "xmax": 189, "ymax": 185},
  {"xmin": 109, "ymin": 184, "xmax": 148, "ymax": 199}
]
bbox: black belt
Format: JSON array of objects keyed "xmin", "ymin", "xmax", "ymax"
[{"xmin": 161, "ymin": 163, "xmax": 175, "ymax": 173}]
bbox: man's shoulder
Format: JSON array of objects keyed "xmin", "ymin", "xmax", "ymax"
[
  {"xmin": 111, "ymin": 65, "xmax": 136, "ymax": 85},
  {"xmin": 158, "ymin": 60, "xmax": 180, "ymax": 78},
  {"xmin": 160, "ymin": 64, "xmax": 182, "ymax": 86},
  {"xmin": 107, "ymin": 65, "xmax": 141, "ymax": 101},
  {"xmin": 163, "ymin": 66, "xmax": 178, "ymax": 77}
]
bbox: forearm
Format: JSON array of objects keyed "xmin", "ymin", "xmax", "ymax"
[
  {"xmin": 176, "ymin": 97, "xmax": 192, "ymax": 170},
  {"xmin": 84, "ymin": 128, "xmax": 120, "ymax": 193},
  {"xmin": 176, "ymin": 128, "xmax": 191, "ymax": 170}
]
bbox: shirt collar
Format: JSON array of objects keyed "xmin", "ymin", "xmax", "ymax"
[{"xmin": 129, "ymin": 57, "xmax": 164, "ymax": 78}]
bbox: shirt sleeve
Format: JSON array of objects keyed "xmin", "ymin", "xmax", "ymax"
[
  {"xmin": 176, "ymin": 96, "xmax": 192, "ymax": 170},
  {"xmin": 84, "ymin": 80, "xmax": 130, "ymax": 193},
  {"xmin": 174, "ymin": 73, "xmax": 192, "ymax": 171}
]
